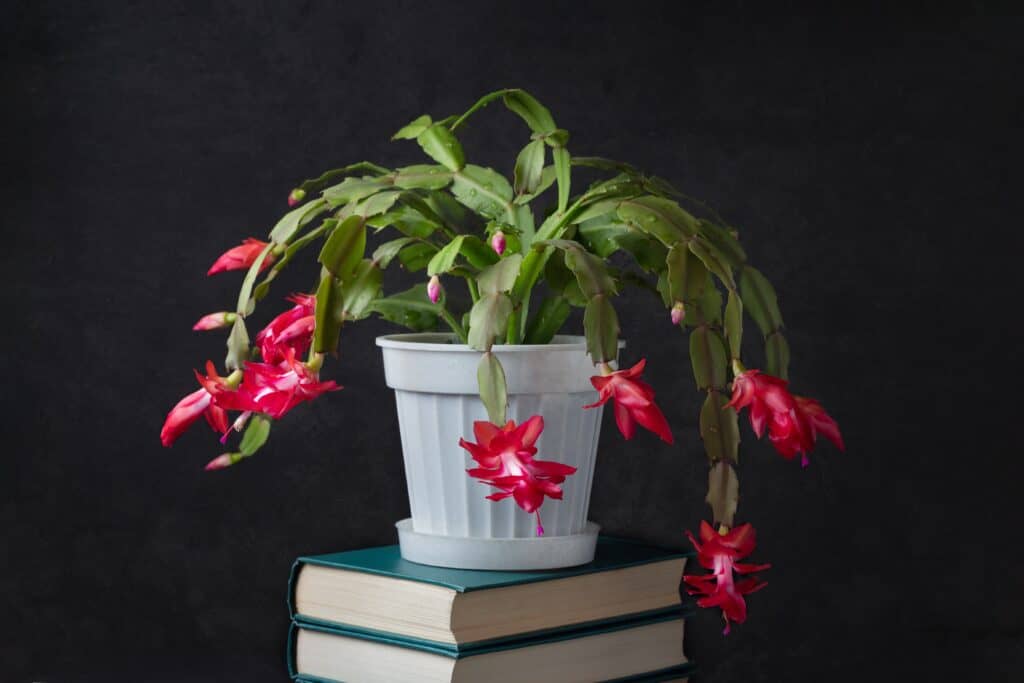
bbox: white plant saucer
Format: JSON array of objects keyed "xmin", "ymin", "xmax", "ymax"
[{"xmin": 395, "ymin": 518, "xmax": 601, "ymax": 571}]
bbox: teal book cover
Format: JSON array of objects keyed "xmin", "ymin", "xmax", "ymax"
[
  {"xmin": 293, "ymin": 666, "xmax": 695, "ymax": 683},
  {"xmin": 287, "ymin": 615, "xmax": 696, "ymax": 682},
  {"xmin": 287, "ymin": 535, "xmax": 693, "ymax": 652}
]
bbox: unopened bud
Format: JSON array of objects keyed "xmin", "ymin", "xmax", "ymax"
[
  {"xmin": 193, "ymin": 312, "xmax": 236, "ymax": 331},
  {"xmin": 670, "ymin": 302, "xmax": 685, "ymax": 326},
  {"xmin": 491, "ymin": 230, "xmax": 507, "ymax": 256},
  {"xmin": 205, "ymin": 452, "xmax": 244, "ymax": 471},
  {"xmin": 287, "ymin": 188, "xmax": 306, "ymax": 206},
  {"xmin": 427, "ymin": 275, "xmax": 442, "ymax": 304}
]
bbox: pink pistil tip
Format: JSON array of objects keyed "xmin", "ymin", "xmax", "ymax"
[
  {"xmin": 535, "ymin": 512, "xmax": 544, "ymax": 537},
  {"xmin": 491, "ymin": 231, "xmax": 506, "ymax": 256},
  {"xmin": 801, "ymin": 454, "xmax": 809, "ymax": 468}
]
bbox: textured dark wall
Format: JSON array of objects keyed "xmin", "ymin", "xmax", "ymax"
[{"xmin": 3, "ymin": 2, "xmax": 1020, "ymax": 681}]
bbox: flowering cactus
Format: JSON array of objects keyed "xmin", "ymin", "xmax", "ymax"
[{"xmin": 160, "ymin": 89, "xmax": 843, "ymax": 630}]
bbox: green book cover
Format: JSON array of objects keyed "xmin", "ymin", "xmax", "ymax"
[
  {"xmin": 287, "ymin": 616, "xmax": 697, "ymax": 682},
  {"xmin": 287, "ymin": 535, "xmax": 693, "ymax": 653},
  {"xmin": 288, "ymin": 535, "xmax": 690, "ymax": 603},
  {"xmin": 293, "ymin": 666, "xmax": 695, "ymax": 683}
]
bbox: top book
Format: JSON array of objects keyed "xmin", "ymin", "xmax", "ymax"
[{"xmin": 289, "ymin": 536, "xmax": 690, "ymax": 651}]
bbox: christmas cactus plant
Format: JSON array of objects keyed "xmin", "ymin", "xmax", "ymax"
[{"xmin": 161, "ymin": 89, "xmax": 842, "ymax": 632}]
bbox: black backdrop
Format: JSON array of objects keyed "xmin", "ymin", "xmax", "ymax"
[{"xmin": 3, "ymin": 2, "xmax": 1021, "ymax": 681}]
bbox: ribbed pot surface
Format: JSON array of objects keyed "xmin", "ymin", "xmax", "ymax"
[{"xmin": 378, "ymin": 333, "xmax": 610, "ymax": 539}]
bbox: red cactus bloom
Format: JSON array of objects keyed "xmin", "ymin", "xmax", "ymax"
[
  {"xmin": 683, "ymin": 521, "xmax": 771, "ymax": 635},
  {"xmin": 460, "ymin": 416, "xmax": 577, "ymax": 532},
  {"xmin": 726, "ymin": 369, "xmax": 843, "ymax": 466},
  {"xmin": 160, "ymin": 361, "xmax": 233, "ymax": 446},
  {"xmin": 255, "ymin": 294, "xmax": 316, "ymax": 364},
  {"xmin": 794, "ymin": 396, "xmax": 845, "ymax": 452},
  {"xmin": 242, "ymin": 349, "xmax": 340, "ymax": 419},
  {"xmin": 584, "ymin": 359, "xmax": 674, "ymax": 444},
  {"xmin": 207, "ymin": 238, "xmax": 275, "ymax": 276}
]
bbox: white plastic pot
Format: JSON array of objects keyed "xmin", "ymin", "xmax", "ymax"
[{"xmin": 377, "ymin": 333, "xmax": 615, "ymax": 570}]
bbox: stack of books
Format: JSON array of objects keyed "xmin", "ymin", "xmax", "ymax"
[{"xmin": 286, "ymin": 537, "xmax": 694, "ymax": 682}]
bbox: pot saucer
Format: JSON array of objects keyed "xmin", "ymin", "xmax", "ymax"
[{"xmin": 395, "ymin": 518, "xmax": 600, "ymax": 570}]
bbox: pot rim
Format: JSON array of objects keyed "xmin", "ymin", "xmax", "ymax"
[{"xmin": 376, "ymin": 332, "xmax": 625, "ymax": 353}]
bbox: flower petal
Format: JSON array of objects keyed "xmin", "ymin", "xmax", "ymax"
[
  {"xmin": 473, "ymin": 420, "xmax": 503, "ymax": 447},
  {"xmin": 613, "ymin": 400, "xmax": 637, "ymax": 440},
  {"xmin": 515, "ymin": 415, "xmax": 545, "ymax": 448},
  {"xmin": 160, "ymin": 388, "xmax": 211, "ymax": 446},
  {"xmin": 512, "ymin": 484, "xmax": 543, "ymax": 513},
  {"xmin": 630, "ymin": 401, "xmax": 674, "ymax": 444}
]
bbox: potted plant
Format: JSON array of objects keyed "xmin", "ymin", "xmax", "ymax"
[{"xmin": 160, "ymin": 89, "xmax": 843, "ymax": 632}]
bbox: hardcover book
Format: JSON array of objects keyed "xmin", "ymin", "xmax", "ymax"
[
  {"xmin": 288, "ymin": 536, "xmax": 692, "ymax": 650},
  {"xmin": 287, "ymin": 612, "xmax": 694, "ymax": 683}
]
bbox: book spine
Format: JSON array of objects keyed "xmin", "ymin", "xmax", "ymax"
[
  {"xmin": 286, "ymin": 620, "xmax": 298, "ymax": 679},
  {"xmin": 287, "ymin": 559, "xmax": 304, "ymax": 621}
]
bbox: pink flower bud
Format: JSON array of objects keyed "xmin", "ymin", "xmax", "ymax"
[
  {"xmin": 491, "ymin": 230, "xmax": 507, "ymax": 256},
  {"xmin": 287, "ymin": 188, "xmax": 306, "ymax": 206},
  {"xmin": 204, "ymin": 453, "xmax": 241, "ymax": 471},
  {"xmin": 192, "ymin": 312, "xmax": 236, "ymax": 331},
  {"xmin": 427, "ymin": 275, "xmax": 442, "ymax": 304},
  {"xmin": 671, "ymin": 302, "xmax": 685, "ymax": 326}
]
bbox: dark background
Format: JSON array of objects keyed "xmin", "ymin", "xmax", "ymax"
[{"xmin": 3, "ymin": 2, "xmax": 1021, "ymax": 681}]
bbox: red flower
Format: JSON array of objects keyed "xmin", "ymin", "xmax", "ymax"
[
  {"xmin": 584, "ymin": 359, "xmax": 673, "ymax": 444},
  {"xmin": 460, "ymin": 416, "xmax": 577, "ymax": 533},
  {"xmin": 242, "ymin": 349, "xmax": 340, "ymax": 419},
  {"xmin": 255, "ymin": 294, "xmax": 316, "ymax": 364},
  {"xmin": 683, "ymin": 521, "xmax": 771, "ymax": 635},
  {"xmin": 160, "ymin": 361, "xmax": 233, "ymax": 446},
  {"xmin": 795, "ymin": 396, "xmax": 845, "ymax": 452},
  {"xmin": 207, "ymin": 238, "xmax": 275, "ymax": 276},
  {"xmin": 726, "ymin": 369, "xmax": 843, "ymax": 466}
]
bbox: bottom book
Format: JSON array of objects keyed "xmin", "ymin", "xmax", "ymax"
[{"xmin": 288, "ymin": 612, "xmax": 692, "ymax": 683}]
